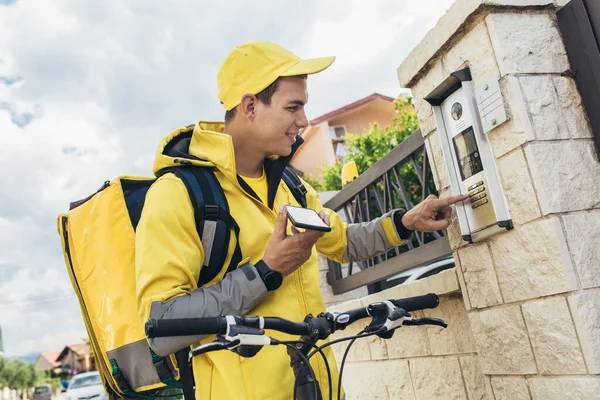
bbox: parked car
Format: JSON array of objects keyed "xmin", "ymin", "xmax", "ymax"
[
  {"xmin": 33, "ymin": 384, "xmax": 52, "ymax": 400},
  {"xmin": 65, "ymin": 371, "xmax": 107, "ymax": 400},
  {"xmin": 386, "ymin": 256, "xmax": 456, "ymax": 287}
]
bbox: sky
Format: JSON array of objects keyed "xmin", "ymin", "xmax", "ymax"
[{"xmin": 0, "ymin": 0, "xmax": 454, "ymax": 358}]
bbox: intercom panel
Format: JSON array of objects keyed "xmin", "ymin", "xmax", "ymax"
[{"xmin": 425, "ymin": 68, "xmax": 512, "ymax": 243}]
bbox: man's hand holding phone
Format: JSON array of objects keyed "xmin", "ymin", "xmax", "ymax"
[{"xmin": 261, "ymin": 205, "xmax": 329, "ymax": 277}]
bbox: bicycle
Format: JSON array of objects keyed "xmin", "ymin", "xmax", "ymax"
[{"xmin": 145, "ymin": 293, "xmax": 448, "ymax": 400}]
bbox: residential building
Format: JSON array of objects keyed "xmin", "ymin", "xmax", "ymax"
[
  {"xmin": 34, "ymin": 351, "xmax": 61, "ymax": 376},
  {"xmin": 290, "ymin": 93, "xmax": 398, "ymax": 177},
  {"xmin": 55, "ymin": 343, "xmax": 95, "ymax": 376}
]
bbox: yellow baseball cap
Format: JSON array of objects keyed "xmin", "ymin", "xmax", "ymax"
[{"xmin": 218, "ymin": 41, "xmax": 335, "ymax": 111}]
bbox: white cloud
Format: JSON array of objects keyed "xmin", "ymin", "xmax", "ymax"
[{"xmin": 0, "ymin": 0, "xmax": 453, "ymax": 357}]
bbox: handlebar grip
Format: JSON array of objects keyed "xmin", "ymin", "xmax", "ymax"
[
  {"xmin": 390, "ymin": 293, "xmax": 440, "ymax": 312},
  {"xmin": 145, "ymin": 317, "xmax": 226, "ymax": 338}
]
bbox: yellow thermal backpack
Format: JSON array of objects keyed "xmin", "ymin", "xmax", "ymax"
[{"xmin": 57, "ymin": 134, "xmax": 308, "ymax": 399}]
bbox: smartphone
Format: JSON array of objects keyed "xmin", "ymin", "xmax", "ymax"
[{"xmin": 286, "ymin": 205, "xmax": 331, "ymax": 232}]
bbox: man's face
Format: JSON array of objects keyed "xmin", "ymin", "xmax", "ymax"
[{"xmin": 251, "ymin": 76, "xmax": 309, "ymax": 157}]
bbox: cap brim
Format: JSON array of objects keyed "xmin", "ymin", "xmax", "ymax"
[{"xmin": 281, "ymin": 56, "xmax": 335, "ymax": 77}]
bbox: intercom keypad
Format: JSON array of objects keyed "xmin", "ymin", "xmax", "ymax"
[
  {"xmin": 469, "ymin": 187, "xmax": 484, "ymax": 196},
  {"xmin": 472, "ymin": 199, "xmax": 488, "ymax": 209}
]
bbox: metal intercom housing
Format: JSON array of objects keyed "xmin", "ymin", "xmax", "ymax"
[{"xmin": 425, "ymin": 68, "xmax": 513, "ymax": 243}]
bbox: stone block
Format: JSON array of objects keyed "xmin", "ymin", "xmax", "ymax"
[
  {"xmin": 410, "ymin": 62, "xmax": 445, "ymax": 136},
  {"xmin": 497, "ymin": 148, "xmax": 542, "ymax": 226},
  {"xmin": 529, "ymin": 377, "xmax": 600, "ymax": 400},
  {"xmin": 489, "ymin": 218, "xmax": 573, "ymax": 302},
  {"xmin": 485, "ymin": 12, "xmax": 569, "ymax": 76},
  {"xmin": 459, "ymin": 356, "xmax": 488, "ymax": 400},
  {"xmin": 487, "ymin": 76, "xmax": 529, "ymax": 158},
  {"xmin": 521, "ymin": 297, "xmax": 586, "ymax": 374},
  {"xmin": 568, "ymin": 289, "xmax": 600, "ymax": 373},
  {"xmin": 342, "ymin": 360, "xmax": 415, "ymax": 400},
  {"xmin": 552, "ymin": 76, "xmax": 593, "ymax": 139},
  {"xmin": 409, "ymin": 357, "xmax": 467, "ymax": 400},
  {"xmin": 442, "ymin": 20, "xmax": 500, "ymax": 84},
  {"xmin": 453, "ymin": 254, "xmax": 472, "ymax": 310},
  {"xmin": 491, "ymin": 377, "xmax": 531, "ymax": 400},
  {"xmin": 561, "ymin": 210, "xmax": 600, "ymax": 289},
  {"xmin": 386, "ymin": 310, "xmax": 432, "ymax": 359},
  {"xmin": 425, "ymin": 297, "xmax": 477, "ymax": 355},
  {"xmin": 426, "ymin": 132, "xmax": 450, "ymax": 191},
  {"xmin": 469, "ymin": 306, "xmax": 537, "ymax": 374},
  {"xmin": 519, "ymin": 76, "xmax": 570, "ymax": 141},
  {"xmin": 457, "ymin": 243, "xmax": 503, "ymax": 308},
  {"xmin": 525, "ymin": 140, "xmax": 600, "ymax": 215}
]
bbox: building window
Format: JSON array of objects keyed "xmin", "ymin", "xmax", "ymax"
[{"xmin": 330, "ymin": 126, "xmax": 347, "ymax": 161}]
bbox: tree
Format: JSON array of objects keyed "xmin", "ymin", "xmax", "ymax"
[
  {"xmin": 0, "ymin": 359, "xmax": 43, "ymax": 389},
  {"xmin": 303, "ymin": 96, "xmax": 420, "ymax": 192}
]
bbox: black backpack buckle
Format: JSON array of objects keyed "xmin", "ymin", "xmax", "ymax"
[{"xmin": 203, "ymin": 205, "xmax": 220, "ymax": 220}]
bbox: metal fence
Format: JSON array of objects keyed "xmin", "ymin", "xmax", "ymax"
[{"xmin": 323, "ymin": 129, "xmax": 452, "ymax": 294}]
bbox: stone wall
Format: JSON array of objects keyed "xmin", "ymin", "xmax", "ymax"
[
  {"xmin": 327, "ymin": 269, "xmax": 489, "ymax": 400},
  {"xmin": 322, "ymin": 0, "xmax": 600, "ymax": 398}
]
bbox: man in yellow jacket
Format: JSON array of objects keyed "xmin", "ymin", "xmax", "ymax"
[{"xmin": 135, "ymin": 41, "xmax": 468, "ymax": 400}]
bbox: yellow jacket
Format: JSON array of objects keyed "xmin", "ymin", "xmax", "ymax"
[{"xmin": 136, "ymin": 121, "xmax": 405, "ymax": 399}]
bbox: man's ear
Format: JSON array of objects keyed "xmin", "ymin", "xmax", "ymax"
[{"xmin": 240, "ymin": 94, "xmax": 257, "ymax": 121}]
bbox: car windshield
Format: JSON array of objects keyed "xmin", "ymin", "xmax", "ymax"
[
  {"xmin": 34, "ymin": 387, "xmax": 50, "ymax": 394},
  {"xmin": 69, "ymin": 375, "xmax": 101, "ymax": 389}
]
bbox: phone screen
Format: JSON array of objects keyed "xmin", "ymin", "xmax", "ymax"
[{"xmin": 286, "ymin": 205, "xmax": 331, "ymax": 232}]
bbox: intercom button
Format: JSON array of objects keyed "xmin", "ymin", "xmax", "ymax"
[
  {"xmin": 468, "ymin": 181, "xmax": 484, "ymax": 191},
  {"xmin": 472, "ymin": 199, "xmax": 489, "ymax": 209},
  {"xmin": 469, "ymin": 187, "xmax": 484, "ymax": 197}
]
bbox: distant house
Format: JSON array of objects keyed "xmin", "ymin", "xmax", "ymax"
[
  {"xmin": 55, "ymin": 343, "xmax": 95, "ymax": 376},
  {"xmin": 34, "ymin": 351, "xmax": 61, "ymax": 376},
  {"xmin": 291, "ymin": 93, "xmax": 399, "ymax": 178}
]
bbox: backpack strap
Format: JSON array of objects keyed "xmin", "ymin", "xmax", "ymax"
[
  {"xmin": 166, "ymin": 167, "xmax": 243, "ymax": 286},
  {"xmin": 282, "ymin": 167, "xmax": 308, "ymax": 208}
]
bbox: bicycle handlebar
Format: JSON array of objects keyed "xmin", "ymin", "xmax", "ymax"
[{"xmin": 145, "ymin": 293, "xmax": 441, "ymax": 339}]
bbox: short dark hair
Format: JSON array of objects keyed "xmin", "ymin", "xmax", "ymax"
[{"xmin": 224, "ymin": 75, "xmax": 307, "ymax": 123}]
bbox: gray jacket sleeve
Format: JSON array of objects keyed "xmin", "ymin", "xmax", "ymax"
[
  {"xmin": 344, "ymin": 210, "xmax": 408, "ymax": 262},
  {"xmin": 147, "ymin": 263, "xmax": 267, "ymax": 356}
]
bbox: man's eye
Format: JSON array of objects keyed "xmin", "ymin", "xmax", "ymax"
[{"xmin": 287, "ymin": 107, "xmax": 299, "ymax": 112}]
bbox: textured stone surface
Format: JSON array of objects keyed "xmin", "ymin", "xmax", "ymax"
[
  {"xmin": 454, "ymin": 255, "xmax": 472, "ymax": 310},
  {"xmin": 497, "ymin": 148, "xmax": 542, "ymax": 225},
  {"xmin": 425, "ymin": 297, "xmax": 477, "ymax": 355},
  {"xmin": 491, "ymin": 377, "xmax": 531, "ymax": 400},
  {"xmin": 561, "ymin": 211, "xmax": 600, "ymax": 289},
  {"xmin": 410, "ymin": 358, "xmax": 467, "ymax": 400},
  {"xmin": 459, "ymin": 356, "xmax": 488, "ymax": 400},
  {"xmin": 426, "ymin": 132, "xmax": 450, "ymax": 191},
  {"xmin": 457, "ymin": 243, "xmax": 503, "ymax": 308},
  {"xmin": 568, "ymin": 289, "xmax": 600, "ymax": 374},
  {"xmin": 488, "ymin": 76, "xmax": 529, "ymax": 158},
  {"xmin": 397, "ymin": 0, "xmax": 555, "ymax": 87},
  {"xmin": 442, "ymin": 20, "xmax": 500, "ymax": 84},
  {"xmin": 529, "ymin": 377, "xmax": 600, "ymax": 400},
  {"xmin": 386, "ymin": 310, "xmax": 432, "ymax": 359},
  {"xmin": 383, "ymin": 268, "xmax": 460, "ymax": 300},
  {"xmin": 521, "ymin": 297, "xmax": 587, "ymax": 374},
  {"xmin": 519, "ymin": 76, "xmax": 570, "ymax": 141},
  {"xmin": 553, "ymin": 76, "xmax": 593, "ymax": 139},
  {"xmin": 342, "ymin": 360, "xmax": 416, "ymax": 400},
  {"xmin": 486, "ymin": 12, "xmax": 569, "ymax": 76},
  {"xmin": 469, "ymin": 306, "xmax": 537, "ymax": 374},
  {"xmin": 525, "ymin": 140, "xmax": 600, "ymax": 214},
  {"xmin": 490, "ymin": 218, "xmax": 572, "ymax": 302},
  {"xmin": 411, "ymin": 63, "xmax": 445, "ymax": 136}
]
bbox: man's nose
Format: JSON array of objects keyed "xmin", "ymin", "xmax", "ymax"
[{"xmin": 296, "ymin": 110, "xmax": 309, "ymax": 130}]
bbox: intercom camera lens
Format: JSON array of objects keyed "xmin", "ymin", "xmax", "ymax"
[{"xmin": 451, "ymin": 102, "xmax": 463, "ymax": 120}]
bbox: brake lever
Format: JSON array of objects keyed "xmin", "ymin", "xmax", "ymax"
[
  {"xmin": 189, "ymin": 337, "xmax": 240, "ymax": 360},
  {"xmin": 403, "ymin": 317, "xmax": 448, "ymax": 328}
]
